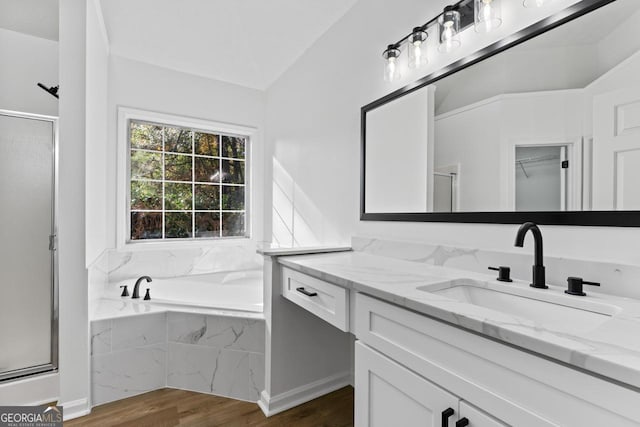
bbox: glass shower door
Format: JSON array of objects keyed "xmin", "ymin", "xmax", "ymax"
[{"xmin": 0, "ymin": 111, "xmax": 57, "ymax": 381}]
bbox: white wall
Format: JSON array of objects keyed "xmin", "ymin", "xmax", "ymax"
[
  {"xmin": 106, "ymin": 56, "xmax": 266, "ymax": 250},
  {"xmin": 435, "ymin": 90, "xmax": 583, "ymax": 211},
  {"xmin": 85, "ymin": 0, "xmax": 110, "ymax": 266},
  {"xmin": 366, "ymin": 87, "xmax": 434, "ymax": 213},
  {"xmin": 0, "ymin": 27, "xmax": 58, "ymax": 116},
  {"xmin": 58, "ymin": 0, "xmax": 90, "ymax": 418},
  {"xmin": 265, "ymin": 0, "xmax": 640, "ymax": 266}
]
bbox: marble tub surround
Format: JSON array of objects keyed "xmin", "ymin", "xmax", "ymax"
[
  {"xmin": 275, "ymin": 251, "xmax": 640, "ymax": 391},
  {"xmin": 90, "ymin": 313, "xmax": 167, "ymax": 406},
  {"xmin": 167, "ymin": 312, "xmax": 265, "ymax": 402},
  {"xmin": 108, "ymin": 244, "xmax": 262, "ymax": 282},
  {"xmin": 352, "ymin": 236, "xmax": 640, "ymax": 300},
  {"xmin": 90, "ymin": 298, "xmax": 265, "ymax": 322},
  {"xmin": 90, "ymin": 312, "xmax": 265, "ymax": 406},
  {"xmin": 89, "ymin": 243, "xmax": 263, "ymax": 300}
]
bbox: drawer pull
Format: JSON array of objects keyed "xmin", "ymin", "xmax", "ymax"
[
  {"xmin": 455, "ymin": 418, "xmax": 469, "ymax": 427},
  {"xmin": 296, "ymin": 287, "xmax": 318, "ymax": 297},
  {"xmin": 441, "ymin": 408, "xmax": 455, "ymax": 426}
]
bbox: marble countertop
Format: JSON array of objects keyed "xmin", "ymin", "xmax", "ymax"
[
  {"xmin": 276, "ymin": 251, "xmax": 640, "ymax": 391},
  {"xmin": 90, "ymin": 298, "xmax": 265, "ymax": 321},
  {"xmin": 257, "ymin": 246, "xmax": 351, "ymax": 256}
]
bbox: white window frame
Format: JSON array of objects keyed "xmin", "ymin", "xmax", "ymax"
[{"xmin": 117, "ymin": 107, "xmax": 257, "ymax": 249}]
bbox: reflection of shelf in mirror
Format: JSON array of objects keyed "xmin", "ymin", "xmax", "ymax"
[
  {"xmin": 515, "ymin": 155, "xmax": 560, "ymax": 165},
  {"xmin": 516, "ymin": 155, "xmax": 560, "ymax": 178}
]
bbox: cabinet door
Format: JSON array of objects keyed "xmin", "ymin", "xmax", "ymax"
[
  {"xmin": 459, "ymin": 401, "xmax": 508, "ymax": 427},
  {"xmin": 355, "ymin": 342, "xmax": 459, "ymax": 427}
]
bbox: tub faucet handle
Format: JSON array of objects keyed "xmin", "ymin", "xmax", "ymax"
[
  {"xmin": 120, "ymin": 285, "xmax": 129, "ymax": 297},
  {"xmin": 144, "ymin": 288, "xmax": 151, "ymax": 301}
]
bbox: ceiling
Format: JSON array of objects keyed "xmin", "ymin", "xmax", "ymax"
[
  {"xmin": 434, "ymin": 0, "xmax": 640, "ymax": 115},
  {"xmin": 0, "ymin": 0, "xmax": 58, "ymax": 40},
  {"xmin": 99, "ymin": 0, "xmax": 358, "ymax": 90}
]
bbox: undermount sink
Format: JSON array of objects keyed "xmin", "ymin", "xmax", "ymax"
[{"xmin": 417, "ymin": 279, "xmax": 621, "ymax": 335}]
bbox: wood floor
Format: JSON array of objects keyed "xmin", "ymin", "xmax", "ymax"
[{"xmin": 65, "ymin": 387, "xmax": 354, "ymax": 427}]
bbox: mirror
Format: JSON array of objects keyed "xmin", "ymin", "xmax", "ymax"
[{"xmin": 362, "ymin": 0, "xmax": 640, "ymax": 225}]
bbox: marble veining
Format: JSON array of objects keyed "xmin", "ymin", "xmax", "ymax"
[
  {"xmin": 167, "ymin": 343, "xmax": 262, "ymax": 401},
  {"xmin": 352, "ymin": 236, "xmax": 640, "ymax": 300},
  {"xmin": 92, "ymin": 344, "xmax": 167, "ymax": 406},
  {"xmin": 111, "ymin": 313, "xmax": 166, "ymax": 351},
  {"xmin": 90, "ymin": 320, "xmax": 111, "ymax": 356},
  {"xmin": 107, "ymin": 244, "xmax": 262, "ymax": 283},
  {"xmin": 275, "ymin": 250, "xmax": 640, "ymax": 390},
  {"xmin": 168, "ymin": 313, "xmax": 265, "ymax": 353},
  {"xmin": 90, "ymin": 310, "xmax": 265, "ymax": 406}
]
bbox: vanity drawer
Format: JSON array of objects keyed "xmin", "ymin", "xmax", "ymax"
[{"xmin": 281, "ymin": 267, "xmax": 349, "ymax": 332}]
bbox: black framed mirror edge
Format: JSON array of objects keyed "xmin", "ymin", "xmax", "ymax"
[{"xmin": 359, "ymin": 0, "xmax": 640, "ymax": 227}]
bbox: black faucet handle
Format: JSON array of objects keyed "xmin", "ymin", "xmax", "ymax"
[
  {"xmin": 488, "ymin": 266, "xmax": 513, "ymax": 282},
  {"xmin": 144, "ymin": 288, "xmax": 151, "ymax": 301},
  {"xmin": 120, "ymin": 285, "xmax": 129, "ymax": 297},
  {"xmin": 565, "ymin": 277, "xmax": 600, "ymax": 296}
]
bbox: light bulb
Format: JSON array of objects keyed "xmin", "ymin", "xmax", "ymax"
[
  {"xmin": 408, "ymin": 28, "xmax": 428, "ymax": 69},
  {"xmin": 438, "ymin": 6, "xmax": 461, "ymax": 53},
  {"xmin": 382, "ymin": 45, "xmax": 401, "ymax": 82},
  {"xmin": 475, "ymin": 0, "xmax": 502, "ymax": 33},
  {"xmin": 482, "ymin": 1, "xmax": 492, "ymax": 22},
  {"xmin": 385, "ymin": 57, "xmax": 398, "ymax": 81}
]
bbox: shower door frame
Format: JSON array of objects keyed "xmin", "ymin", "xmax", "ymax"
[{"xmin": 0, "ymin": 109, "xmax": 59, "ymax": 382}]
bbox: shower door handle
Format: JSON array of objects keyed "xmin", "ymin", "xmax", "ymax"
[{"xmin": 49, "ymin": 234, "xmax": 57, "ymax": 251}]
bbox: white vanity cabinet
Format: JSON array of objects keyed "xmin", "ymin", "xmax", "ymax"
[
  {"xmin": 278, "ymin": 266, "xmax": 640, "ymax": 427},
  {"xmin": 355, "ymin": 341, "xmax": 505, "ymax": 427},
  {"xmin": 355, "ymin": 292, "xmax": 640, "ymax": 427}
]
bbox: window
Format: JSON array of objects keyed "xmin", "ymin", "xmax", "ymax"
[{"xmin": 127, "ymin": 119, "xmax": 248, "ymax": 242}]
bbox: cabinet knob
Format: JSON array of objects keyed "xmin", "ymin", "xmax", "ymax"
[
  {"xmin": 441, "ymin": 408, "xmax": 455, "ymax": 427},
  {"xmin": 456, "ymin": 418, "xmax": 470, "ymax": 427}
]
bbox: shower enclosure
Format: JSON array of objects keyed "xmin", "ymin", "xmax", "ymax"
[{"xmin": 0, "ymin": 110, "xmax": 58, "ymax": 382}]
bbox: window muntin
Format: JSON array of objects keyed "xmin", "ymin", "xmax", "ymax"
[{"xmin": 128, "ymin": 120, "xmax": 247, "ymax": 241}]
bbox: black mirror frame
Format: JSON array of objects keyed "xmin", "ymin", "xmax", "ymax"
[{"xmin": 360, "ymin": 0, "xmax": 640, "ymax": 227}]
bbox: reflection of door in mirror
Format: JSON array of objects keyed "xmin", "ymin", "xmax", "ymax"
[
  {"xmin": 515, "ymin": 146, "xmax": 566, "ymax": 212},
  {"xmin": 433, "ymin": 164, "xmax": 458, "ymax": 212},
  {"xmin": 593, "ymin": 86, "xmax": 640, "ymax": 210}
]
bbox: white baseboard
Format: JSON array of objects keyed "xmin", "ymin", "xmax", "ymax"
[
  {"xmin": 60, "ymin": 398, "xmax": 90, "ymax": 421},
  {"xmin": 258, "ymin": 371, "xmax": 351, "ymax": 417},
  {"xmin": 0, "ymin": 372, "xmax": 59, "ymax": 406}
]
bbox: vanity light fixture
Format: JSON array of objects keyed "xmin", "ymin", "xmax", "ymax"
[
  {"xmin": 523, "ymin": 0, "xmax": 550, "ymax": 7},
  {"xmin": 382, "ymin": 0, "xmax": 531, "ymax": 81},
  {"xmin": 474, "ymin": 0, "xmax": 502, "ymax": 33},
  {"xmin": 438, "ymin": 5, "xmax": 462, "ymax": 53},
  {"xmin": 408, "ymin": 27, "xmax": 429, "ymax": 69},
  {"xmin": 383, "ymin": 44, "xmax": 402, "ymax": 82}
]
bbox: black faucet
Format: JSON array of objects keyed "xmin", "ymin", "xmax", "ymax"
[
  {"xmin": 514, "ymin": 222, "xmax": 548, "ymax": 289},
  {"xmin": 132, "ymin": 276, "xmax": 152, "ymax": 299}
]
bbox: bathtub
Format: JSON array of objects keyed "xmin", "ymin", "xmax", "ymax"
[
  {"xmin": 95, "ymin": 269, "xmax": 263, "ymax": 317},
  {"xmin": 89, "ymin": 268, "xmax": 265, "ymax": 406},
  {"xmin": 146, "ymin": 269, "xmax": 263, "ymax": 313}
]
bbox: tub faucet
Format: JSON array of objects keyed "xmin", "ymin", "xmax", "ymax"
[
  {"xmin": 514, "ymin": 222, "xmax": 548, "ymax": 289},
  {"xmin": 132, "ymin": 276, "xmax": 152, "ymax": 299}
]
